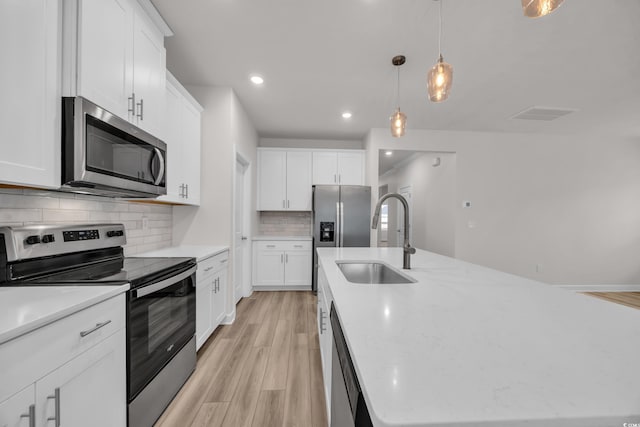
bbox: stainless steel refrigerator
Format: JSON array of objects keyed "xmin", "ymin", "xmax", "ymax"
[{"xmin": 312, "ymin": 185, "xmax": 371, "ymax": 292}]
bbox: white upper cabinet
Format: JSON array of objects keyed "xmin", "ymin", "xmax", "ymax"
[
  {"xmin": 312, "ymin": 150, "xmax": 365, "ymax": 186},
  {"xmin": 257, "ymin": 149, "xmax": 312, "ymax": 211},
  {"xmin": 131, "ymin": 7, "xmax": 166, "ymax": 136},
  {"xmin": 257, "ymin": 150, "xmax": 287, "ymax": 210},
  {"xmin": 66, "ymin": 0, "xmax": 168, "ymax": 137},
  {"xmin": 156, "ymin": 72, "xmax": 202, "ymax": 205},
  {"xmin": 75, "ymin": 0, "xmax": 133, "ymax": 120},
  {"xmin": 0, "ymin": 0, "xmax": 61, "ymax": 188}
]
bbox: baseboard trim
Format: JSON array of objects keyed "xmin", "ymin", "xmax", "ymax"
[
  {"xmin": 222, "ymin": 310, "xmax": 236, "ymax": 325},
  {"xmin": 252, "ymin": 285, "xmax": 312, "ymax": 292},
  {"xmin": 555, "ymin": 284, "xmax": 640, "ymax": 292}
]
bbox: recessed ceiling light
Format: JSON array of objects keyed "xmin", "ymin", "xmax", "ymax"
[
  {"xmin": 250, "ymin": 75, "xmax": 264, "ymax": 85},
  {"xmin": 342, "ymin": 112, "xmax": 352, "ymax": 119},
  {"xmin": 385, "ymin": 151, "xmax": 393, "ymax": 156}
]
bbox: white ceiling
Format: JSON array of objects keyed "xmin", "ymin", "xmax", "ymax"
[{"xmin": 151, "ymin": 0, "xmax": 640, "ymax": 141}]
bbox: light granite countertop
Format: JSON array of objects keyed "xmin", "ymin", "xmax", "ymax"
[
  {"xmin": 0, "ymin": 285, "xmax": 130, "ymax": 345},
  {"xmin": 318, "ymin": 247, "xmax": 640, "ymax": 427},
  {"xmin": 137, "ymin": 245, "xmax": 229, "ymax": 262},
  {"xmin": 252, "ymin": 236, "xmax": 312, "ymax": 241}
]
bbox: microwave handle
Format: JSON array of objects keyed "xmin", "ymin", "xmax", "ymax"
[
  {"xmin": 152, "ymin": 147, "xmax": 165, "ymax": 185},
  {"xmin": 133, "ymin": 266, "xmax": 196, "ymax": 299}
]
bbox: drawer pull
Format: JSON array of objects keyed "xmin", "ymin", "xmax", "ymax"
[
  {"xmin": 266, "ymin": 245, "xmax": 276, "ymax": 248},
  {"xmin": 20, "ymin": 404, "xmax": 35, "ymax": 427},
  {"xmin": 294, "ymin": 245, "xmax": 303, "ymax": 248},
  {"xmin": 80, "ymin": 320, "xmax": 112, "ymax": 337},
  {"xmin": 47, "ymin": 388, "xmax": 60, "ymax": 427},
  {"xmin": 204, "ymin": 266, "xmax": 214, "ymax": 272},
  {"xmin": 220, "ymin": 259, "xmax": 228, "ymax": 263}
]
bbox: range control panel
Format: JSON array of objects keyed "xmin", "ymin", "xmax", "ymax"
[
  {"xmin": 63, "ymin": 229, "xmax": 100, "ymax": 242},
  {"xmin": 0, "ymin": 223, "xmax": 127, "ymax": 262}
]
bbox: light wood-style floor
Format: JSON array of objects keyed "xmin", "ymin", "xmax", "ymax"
[
  {"xmin": 584, "ymin": 292, "xmax": 640, "ymax": 310},
  {"xmin": 155, "ymin": 291, "xmax": 328, "ymax": 427}
]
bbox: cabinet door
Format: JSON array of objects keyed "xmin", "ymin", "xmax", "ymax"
[
  {"xmin": 35, "ymin": 329, "xmax": 126, "ymax": 427},
  {"xmin": 0, "ymin": 386, "xmax": 35, "ymax": 427},
  {"xmin": 132, "ymin": 5, "xmax": 166, "ymax": 136},
  {"xmin": 312, "ymin": 152, "xmax": 338, "ymax": 185},
  {"xmin": 254, "ymin": 250, "xmax": 285, "ymax": 287},
  {"xmin": 78, "ymin": 0, "xmax": 133, "ymax": 120},
  {"xmin": 157, "ymin": 78, "xmax": 184, "ymax": 202},
  {"xmin": 0, "ymin": 0, "xmax": 60, "ymax": 188},
  {"xmin": 337, "ymin": 152, "xmax": 364, "ymax": 185},
  {"xmin": 284, "ymin": 250, "xmax": 311, "ymax": 287},
  {"xmin": 196, "ymin": 278, "xmax": 214, "ymax": 350},
  {"xmin": 212, "ymin": 269, "xmax": 227, "ymax": 327},
  {"xmin": 258, "ymin": 150, "xmax": 287, "ymax": 210},
  {"xmin": 181, "ymin": 99, "xmax": 202, "ymax": 205},
  {"xmin": 286, "ymin": 152, "xmax": 312, "ymax": 211}
]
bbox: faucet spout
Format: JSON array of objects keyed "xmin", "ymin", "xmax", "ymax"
[{"xmin": 372, "ymin": 193, "xmax": 414, "ymax": 269}]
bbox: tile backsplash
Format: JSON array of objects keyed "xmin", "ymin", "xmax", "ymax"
[
  {"xmin": 258, "ymin": 211, "xmax": 312, "ymax": 236},
  {"xmin": 0, "ymin": 188, "xmax": 172, "ymax": 255}
]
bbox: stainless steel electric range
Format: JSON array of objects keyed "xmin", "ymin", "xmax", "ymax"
[{"xmin": 0, "ymin": 224, "xmax": 196, "ymax": 427}]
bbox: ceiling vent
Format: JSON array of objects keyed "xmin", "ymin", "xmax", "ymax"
[{"xmin": 511, "ymin": 106, "xmax": 576, "ymax": 121}]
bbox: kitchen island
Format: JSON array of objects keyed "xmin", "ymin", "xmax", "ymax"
[{"xmin": 317, "ymin": 247, "xmax": 640, "ymax": 427}]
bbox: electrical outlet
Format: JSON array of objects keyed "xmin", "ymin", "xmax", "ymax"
[
  {"xmin": 142, "ymin": 217, "xmax": 149, "ymax": 230},
  {"xmin": 535, "ymin": 264, "xmax": 541, "ymax": 273}
]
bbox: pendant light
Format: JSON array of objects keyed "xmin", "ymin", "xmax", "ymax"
[
  {"xmin": 521, "ymin": 0, "xmax": 564, "ymax": 18},
  {"xmin": 427, "ymin": 0, "xmax": 453, "ymax": 103},
  {"xmin": 390, "ymin": 55, "xmax": 407, "ymax": 138}
]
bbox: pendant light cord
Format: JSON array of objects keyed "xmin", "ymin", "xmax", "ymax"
[
  {"xmin": 396, "ymin": 66, "xmax": 400, "ymax": 108},
  {"xmin": 438, "ymin": 0, "xmax": 443, "ymax": 56}
]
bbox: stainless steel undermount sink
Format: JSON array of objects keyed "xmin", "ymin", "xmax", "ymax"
[{"xmin": 336, "ymin": 261, "xmax": 417, "ymax": 284}]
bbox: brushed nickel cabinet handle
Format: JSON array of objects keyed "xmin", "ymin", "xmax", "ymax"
[
  {"xmin": 47, "ymin": 388, "xmax": 60, "ymax": 427},
  {"xmin": 128, "ymin": 93, "xmax": 136, "ymax": 116},
  {"xmin": 266, "ymin": 245, "xmax": 276, "ymax": 248},
  {"xmin": 136, "ymin": 98, "xmax": 144, "ymax": 120},
  {"xmin": 80, "ymin": 320, "xmax": 112, "ymax": 337},
  {"xmin": 20, "ymin": 404, "xmax": 35, "ymax": 427},
  {"xmin": 281, "ymin": 254, "xmax": 284, "ymax": 263},
  {"xmin": 204, "ymin": 266, "xmax": 214, "ymax": 272}
]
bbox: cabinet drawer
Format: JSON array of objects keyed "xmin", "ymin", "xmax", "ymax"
[
  {"xmin": 283, "ymin": 241, "xmax": 311, "ymax": 251},
  {"xmin": 255, "ymin": 241, "xmax": 311, "ymax": 252},
  {"xmin": 197, "ymin": 251, "xmax": 229, "ymax": 282},
  {"xmin": 0, "ymin": 293, "xmax": 125, "ymax": 402}
]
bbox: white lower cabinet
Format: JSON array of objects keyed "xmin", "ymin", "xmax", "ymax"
[
  {"xmin": 317, "ymin": 264, "xmax": 333, "ymax": 421},
  {"xmin": 196, "ymin": 251, "xmax": 229, "ymax": 350},
  {"xmin": 0, "ymin": 294, "xmax": 126, "ymax": 427},
  {"xmin": 0, "ymin": 385, "xmax": 34, "ymax": 427},
  {"xmin": 35, "ymin": 330, "xmax": 126, "ymax": 427},
  {"xmin": 252, "ymin": 240, "xmax": 312, "ymax": 289}
]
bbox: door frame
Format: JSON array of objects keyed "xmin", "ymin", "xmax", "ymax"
[{"xmin": 233, "ymin": 149, "xmax": 252, "ymax": 306}]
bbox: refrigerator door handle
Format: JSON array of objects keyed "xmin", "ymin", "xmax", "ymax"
[
  {"xmin": 336, "ymin": 202, "xmax": 340, "ymax": 247},
  {"xmin": 339, "ymin": 201, "xmax": 344, "ymax": 246}
]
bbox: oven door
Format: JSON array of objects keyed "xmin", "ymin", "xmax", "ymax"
[{"xmin": 127, "ymin": 265, "xmax": 196, "ymax": 401}]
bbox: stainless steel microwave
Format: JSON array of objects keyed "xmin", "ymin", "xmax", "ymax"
[{"xmin": 61, "ymin": 97, "xmax": 167, "ymax": 198}]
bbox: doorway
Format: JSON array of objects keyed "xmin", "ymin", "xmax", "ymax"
[
  {"xmin": 396, "ymin": 185, "xmax": 412, "ymax": 247},
  {"xmin": 234, "ymin": 153, "xmax": 250, "ymax": 305}
]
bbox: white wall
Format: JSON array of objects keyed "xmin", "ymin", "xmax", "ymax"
[
  {"xmin": 366, "ymin": 128, "xmax": 640, "ymax": 285},
  {"xmin": 379, "ymin": 152, "xmax": 456, "ymax": 257},
  {"xmin": 260, "ymin": 137, "xmax": 363, "ymax": 149},
  {"xmin": 172, "ymin": 86, "xmax": 259, "ymax": 304}
]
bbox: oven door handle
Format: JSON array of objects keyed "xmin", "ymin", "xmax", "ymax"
[{"xmin": 133, "ymin": 266, "xmax": 196, "ymax": 299}]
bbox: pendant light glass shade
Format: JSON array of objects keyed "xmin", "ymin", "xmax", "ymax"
[
  {"xmin": 521, "ymin": 0, "xmax": 564, "ymax": 18},
  {"xmin": 427, "ymin": 55, "xmax": 453, "ymax": 102},
  {"xmin": 390, "ymin": 108, "xmax": 407, "ymax": 138},
  {"xmin": 390, "ymin": 55, "xmax": 407, "ymax": 138}
]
